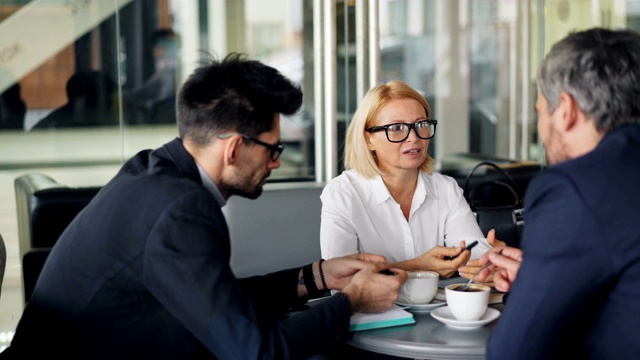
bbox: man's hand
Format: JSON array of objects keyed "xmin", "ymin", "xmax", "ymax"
[
  {"xmin": 467, "ymin": 245, "xmax": 522, "ymax": 292},
  {"xmin": 341, "ymin": 262, "xmax": 407, "ymax": 314},
  {"xmin": 458, "ymin": 229, "xmax": 506, "ymax": 282},
  {"xmin": 486, "ymin": 246, "xmax": 522, "ymax": 292},
  {"xmin": 348, "ymin": 252, "xmax": 388, "ymax": 264},
  {"xmin": 321, "ymin": 253, "xmax": 387, "ymax": 290}
]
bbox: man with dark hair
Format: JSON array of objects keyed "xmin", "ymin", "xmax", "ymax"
[
  {"xmin": 474, "ymin": 28, "xmax": 640, "ymax": 359},
  {"xmin": 0, "ymin": 82, "xmax": 26, "ymax": 129},
  {"xmin": 127, "ymin": 28, "xmax": 179, "ymax": 124},
  {"xmin": 3, "ymin": 53, "xmax": 407, "ymax": 359},
  {"xmin": 34, "ymin": 71, "xmax": 118, "ymax": 128}
]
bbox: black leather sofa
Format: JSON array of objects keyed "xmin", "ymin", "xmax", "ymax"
[
  {"xmin": 14, "ymin": 173, "xmax": 100, "ymax": 303},
  {"xmin": 12, "ymin": 173, "xmax": 325, "ymax": 303}
]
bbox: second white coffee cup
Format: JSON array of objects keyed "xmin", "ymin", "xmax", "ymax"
[
  {"xmin": 445, "ymin": 283, "xmax": 491, "ymax": 321},
  {"xmin": 400, "ymin": 270, "xmax": 439, "ymax": 304}
]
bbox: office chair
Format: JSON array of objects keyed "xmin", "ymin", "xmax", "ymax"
[{"xmin": 14, "ymin": 173, "xmax": 100, "ymax": 303}]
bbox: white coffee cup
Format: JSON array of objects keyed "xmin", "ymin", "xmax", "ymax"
[
  {"xmin": 445, "ymin": 283, "xmax": 491, "ymax": 321},
  {"xmin": 400, "ymin": 270, "xmax": 439, "ymax": 304}
]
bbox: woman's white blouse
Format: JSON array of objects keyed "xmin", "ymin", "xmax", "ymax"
[{"xmin": 320, "ymin": 170, "xmax": 491, "ymax": 263}]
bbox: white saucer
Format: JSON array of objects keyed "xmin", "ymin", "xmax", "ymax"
[
  {"xmin": 395, "ymin": 295, "xmax": 446, "ymax": 313},
  {"xmin": 430, "ymin": 306, "xmax": 500, "ymax": 330}
]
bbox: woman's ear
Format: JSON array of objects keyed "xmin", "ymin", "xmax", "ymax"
[{"xmin": 365, "ymin": 131, "xmax": 376, "ymax": 151}]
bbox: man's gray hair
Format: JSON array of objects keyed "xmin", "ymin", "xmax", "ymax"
[{"xmin": 537, "ymin": 28, "xmax": 640, "ymax": 132}]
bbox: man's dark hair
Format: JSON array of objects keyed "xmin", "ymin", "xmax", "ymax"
[
  {"xmin": 66, "ymin": 71, "xmax": 115, "ymax": 109},
  {"xmin": 152, "ymin": 29, "xmax": 177, "ymax": 46},
  {"xmin": 177, "ymin": 53, "xmax": 303, "ymax": 145}
]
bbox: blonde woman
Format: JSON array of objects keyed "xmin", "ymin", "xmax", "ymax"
[{"xmin": 320, "ymin": 80, "xmax": 499, "ymax": 278}]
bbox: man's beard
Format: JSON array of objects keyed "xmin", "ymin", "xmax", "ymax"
[
  {"xmin": 233, "ymin": 185, "xmax": 263, "ymax": 200},
  {"xmin": 222, "ymin": 172, "xmax": 270, "ymax": 200}
]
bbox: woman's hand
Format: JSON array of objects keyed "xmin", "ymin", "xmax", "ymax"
[
  {"xmin": 391, "ymin": 243, "xmax": 470, "ymax": 278},
  {"xmin": 458, "ymin": 229, "xmax": 506, "ymax": 282},
  {"xmin": 486, "ymin": 229, "xmax": 507, "ymax": 248}
]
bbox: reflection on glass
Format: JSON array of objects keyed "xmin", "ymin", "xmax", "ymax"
[
  {"xmin": 377, "ymin": 0, "xmax": 528, "ymax": 162},
  {"xmin": 0, "ymin": 0, "xmax": 315, "ymax": 180},
  {"xmin": 216, "ymin": 0, "xmax": 314, "ymax": 180},
  {"xmin": 124, "ymin": 28, "xmax": 179, "ymax": 125},
  {"xmin": 33, "ymin": 71, "xmax": 119, "ymax": 129}
]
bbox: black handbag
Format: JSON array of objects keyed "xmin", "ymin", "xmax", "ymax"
[{"xmin": 463, "ymin": 161, "xmax": 525, "ymax": 248}]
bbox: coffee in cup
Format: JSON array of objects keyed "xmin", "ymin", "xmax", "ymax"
[
  {"xmin": 445, "ymin": 283, "xmax": 491, "ymax": 321},
  {"xmin": 400, "ymin": 270, "xmax": 439, "ymax": 304}
]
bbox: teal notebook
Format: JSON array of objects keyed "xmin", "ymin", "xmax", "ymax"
[{"xmin": 349, "ymin": 304, "xmax": 415, "ymax": 332}]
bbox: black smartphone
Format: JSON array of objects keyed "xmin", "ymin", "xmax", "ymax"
[{"xmin": 444, "ymin": 240, "xmax": 479, "ymax": 260}]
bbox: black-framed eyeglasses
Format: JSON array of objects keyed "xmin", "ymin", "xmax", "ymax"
[
  {"xmin": 366, "ymin": 119, "xmax": 437, "ymax": 143},
  {"xmin": 218, "ymin": 133, "xmax": 285, "ymax": 161}
]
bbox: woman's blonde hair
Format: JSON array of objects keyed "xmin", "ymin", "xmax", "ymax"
[{"xmin": 344, "ymin": 80, "xmax": 434, "ymax": 178}]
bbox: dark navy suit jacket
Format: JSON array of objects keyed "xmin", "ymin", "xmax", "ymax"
[
  {"xmin": 487, "ymin": 125, "xmax": 640, "ymax": 359},
  {"xmin": 5, "ymin": 138, "xmax": 350, "ymax": 359}
]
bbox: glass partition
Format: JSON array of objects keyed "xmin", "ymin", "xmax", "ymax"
[
  {"xmin": 376, "ymin": 0, "xmax": 532, "ymax": 166},
  {"xmin": 0, "ymin": 0, "xmax": 314, "ymax": 348},
  {"xmin": 0, "ymin": 0, "xmax": 315, "ymax": 181}
]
